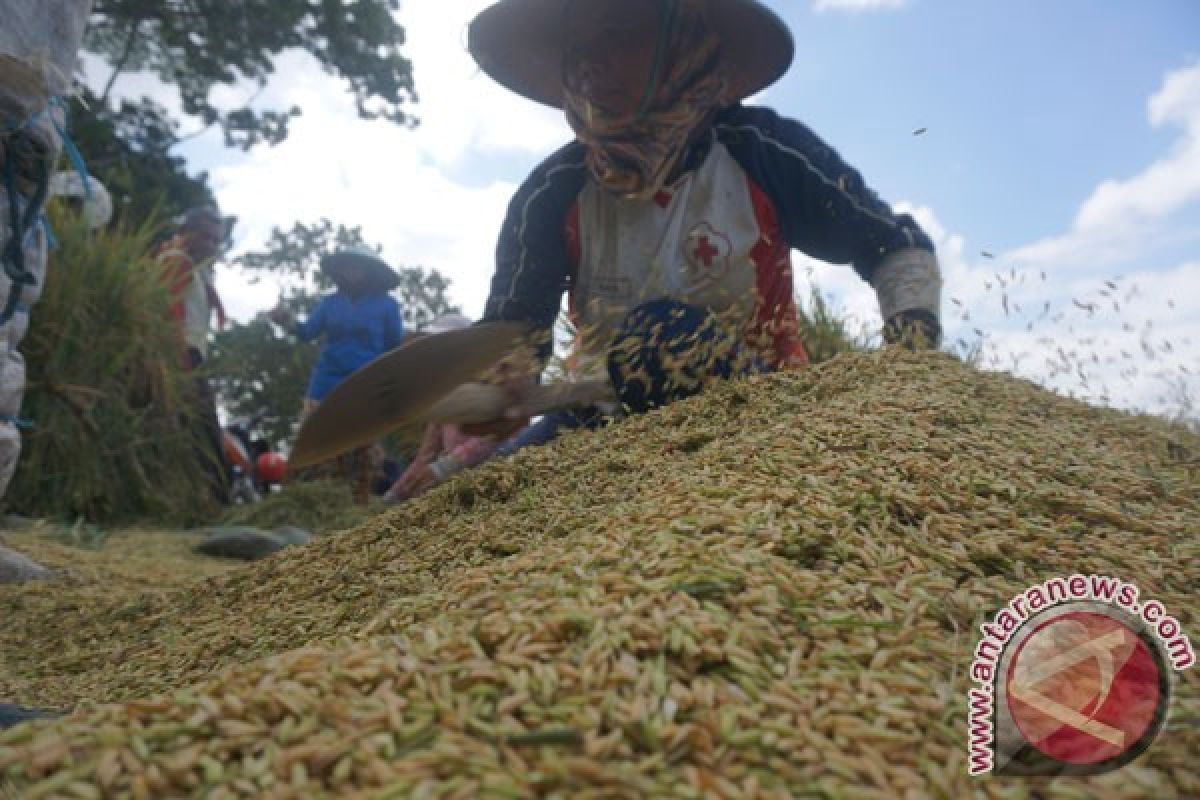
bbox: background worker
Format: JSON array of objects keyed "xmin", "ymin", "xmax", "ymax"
[{"xmin": 156, "ymin": 205, "xmax": 232, "ymax": 504}]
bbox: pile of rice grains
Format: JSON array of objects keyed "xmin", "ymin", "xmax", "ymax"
[{"xmin": 1, "ymin": 350, "xmax": 1196, "ymax": 798}]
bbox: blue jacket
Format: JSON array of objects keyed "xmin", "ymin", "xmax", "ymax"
[{"xmin": 295, "ymin": 292, "xmax": 404, "ymax": 401}]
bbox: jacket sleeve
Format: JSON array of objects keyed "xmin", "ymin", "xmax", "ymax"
[
  {"xmin": 717, "ymin": 105, "xmax": 941, "ymax": 323},
  {"xmin": 294, "ymin": 297, "xmax": 329, "ymax": 342},
  {"xmin": 482, "ymin": 143, "xmax": 590, "ymax": 361}
]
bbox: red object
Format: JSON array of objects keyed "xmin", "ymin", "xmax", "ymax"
[
  {"xmin": 1005, "ymin": 611, "xmax": 1164, "ymax": 766},
  {"xmin": 256, "ymin": 453, "xmax": 288, "ymax": 485}
]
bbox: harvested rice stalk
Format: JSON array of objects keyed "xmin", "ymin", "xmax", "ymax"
[{"xmin": 0, "ymin": 350, "xmax": 1197, "ymax": 798}]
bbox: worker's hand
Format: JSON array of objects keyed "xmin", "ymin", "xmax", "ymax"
[
  {"xmin": 403, "ymin": 464, "xmax": 440, "ymax": 496},
  {"xmin": 459, "ymin": 355, "xmax": 537, "ymax": 438},
  {"xmin": 883, "ymin": 310, "xmax": 942, "ymax": 351},
  {"xmin": 384, "ymin": 464, "xmax": 439, "ymax": 504}
]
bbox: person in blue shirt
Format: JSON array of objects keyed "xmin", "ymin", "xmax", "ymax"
[{"xmin": 270, "ymin": 246, "xmax": 405, "ymax": 417}]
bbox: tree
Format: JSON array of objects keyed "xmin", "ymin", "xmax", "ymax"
[
  {"xmin": 86, "ymin": 0, "xmax": 417, "ymax": 149},
  {"xmin": 73, "ymin": 1, "xmax": 418, "ymax": 222},
  {"xmin": 68, "ymin": 90, "xmax": 216, "ymax": 223},
  {"xmin": 9, "ymin": 206, "xmax": 220, "ymax": 525},
  {"xmin": 208, "ymin": 220, "xmax": 459, "ymax": 449}
]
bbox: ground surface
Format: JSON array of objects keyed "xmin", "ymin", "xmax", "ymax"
[{"xmin": 0, "ymin": 529, "xmax": 240, "ymax": 708}]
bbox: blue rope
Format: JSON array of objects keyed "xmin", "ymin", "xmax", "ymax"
[
  {"xmin": 0, "ymin": 416, "xmax": 34, "ymax": 430},
  {"xmin": 47, "ymin": 97, "xmax": 92, "ymax": 201},
  {"xmin": 1, "ymin": 96, "xmax": 89, "ymax": 324},
  {"xmin": 0, "ymin": 150, "xmax": 44, "ymax": 326},
  {"xmin": 39, "ymin": 215, "xmax": 58, "ymax": 251}
]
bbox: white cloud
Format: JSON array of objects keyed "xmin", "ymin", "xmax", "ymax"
[
  {"xmin": 85, "ymin": 10, "xmax": 1197, "ymax": 420},
  {"xmin": 1008, "ymin": 63, "xmax": 1200, "ymax": 271},
  {"xmin": 812, "ymin": 0, "xmax": 909, "ymax": 13},
  {"xmin": 152, "ymin": 1, "xmax": 575, "ymax": 324},
  {"xmin": 794, "ymin": 185, "xmax": 1198, "ymax": 417},
  {"xmin": 915, "ymin": 63, "xmax": 1200, "ymax": 418}
]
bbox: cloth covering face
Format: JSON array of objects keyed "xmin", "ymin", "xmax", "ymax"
[
  {"xmin": 562, "ymin": 0, "xmax": 726, "ymax": 199},
  {"xmin": 295, "ymin": 291, "xmax": 405, "ymax": 402}
]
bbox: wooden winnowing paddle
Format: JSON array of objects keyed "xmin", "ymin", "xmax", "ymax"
[
  {"xmin": 289, "ymin": 321, "xmax": 528, "ymax": 469},
  {"xmin": 422, "ymin": 379, "xmax": 616, "ymax": 425},
  {"xmin": 288, "ymin": 321, "xmax": 617, "ymax": 469}
]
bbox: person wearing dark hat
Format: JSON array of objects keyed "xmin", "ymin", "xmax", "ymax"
[
  {"xmin": 270, "ymin": 245, "xmax": 406, "ymax": 416},
  {"xmin": 464, "ymin": 0, "xmax": 944, "ymax": 445}
]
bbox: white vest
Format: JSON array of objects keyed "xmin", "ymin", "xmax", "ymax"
[{"xmin": 572, "ymin": 142, "xmax": 768, "ymax": 381}]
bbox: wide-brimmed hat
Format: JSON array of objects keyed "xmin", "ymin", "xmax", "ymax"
[
  {"xmin": 319, "ymin": 246, "xmax": 401, "ymax": 292},
  {"xmin": 468, "ymin": 0, "xmax": 794, "ymax": 110}
]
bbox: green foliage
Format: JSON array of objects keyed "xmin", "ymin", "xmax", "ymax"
[
  {"xmin": 208, "ymin": 305, "xmax": 319, "ymax": 450},
  {"xmin": 235, "ymin": 220, "xmax": 459, "ymax": 330},
  {"xmin": 220, "ymin": 480, "xmax": 378, "ymax": 535},
  {"xmin": 73, "ymin": 1, "xmax": 417, "ymax": 224},
  {"xmin": 209, "ymin": 220, "xmax": 460, "ymax": 449},
  {"xmin": 86, "ymin": 0, "xmax": 417, "ymax": 150},
  {"xmin": 794, "ymin": 286, "xmax": 866, "ymax": 364},
  {"xmin": 7, "ymin": 205, "xmax": 220, "ymax": 525},
  {"xmin": 68, "ymin": 89, "xmax": 216, "ymax": 225}
]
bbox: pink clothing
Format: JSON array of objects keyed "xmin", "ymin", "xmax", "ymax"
[
  {"xmin": 395, "ymin": 423, "xmax": 500, "ymax": 492},
  {"xmin": 429, "ymin": 424, "xmax": 500, "ymax": 471}
]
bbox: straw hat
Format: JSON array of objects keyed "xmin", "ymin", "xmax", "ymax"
[
  {"xmin": 467, "ymin": 0, "xmax": 794, "ymax": 109},
  {"xmin": 319, "ymin": 246, "xmax": 401, "ymax": 293}
]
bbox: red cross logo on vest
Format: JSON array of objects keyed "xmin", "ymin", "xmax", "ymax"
[{"xmin": 682, "ymin": 222, "xmax": 732, "ymax": 288}]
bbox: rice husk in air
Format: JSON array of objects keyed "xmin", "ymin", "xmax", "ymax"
[{"xmin": 0, "ymin": 350, "xmax": 1196, "ymax": 799}]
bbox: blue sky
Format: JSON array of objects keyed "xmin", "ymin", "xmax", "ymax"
[
  {"xmin": 780, "ymin": 0, "xmax": 1200, "ymax": 249},
  {"xmin": 103, "ymin": 0, "xmax": 1198, "ymax": 417}
]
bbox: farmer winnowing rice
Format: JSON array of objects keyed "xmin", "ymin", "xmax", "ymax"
[
  {"xmin": 464, "ymin": 0, "xmax": 944, "ymax": 449},
  {"xmin": 270, "ymin": 246, "xmax": 406, "ymax": 419},
  {"xmin": 270, "ymin": 246, "xmax": 405, "ymax": 501}
]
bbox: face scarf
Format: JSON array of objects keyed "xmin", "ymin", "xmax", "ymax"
[{"xmin": 562, "ymin": 0, "xmax": 726, "ymax": 200}]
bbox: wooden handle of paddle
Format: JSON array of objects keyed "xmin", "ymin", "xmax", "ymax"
[{"xmin": 424, "ymin": 380, "xmax": 616, "ymax": 425}]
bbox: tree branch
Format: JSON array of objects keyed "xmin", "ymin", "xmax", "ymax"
[
  {"xmin": 170, "ymin": 84, "xmax": 268, "ymax": 149},
  {"xmin": 100, "ymin": 19, "xmax": 143, "ymax": 106}
]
